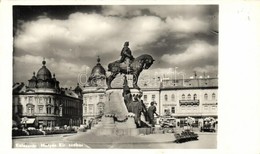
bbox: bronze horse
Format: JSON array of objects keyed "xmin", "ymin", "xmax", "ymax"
[{"xmin": 106, "ymin": 54, "xmax": 154, "ymax": 89}]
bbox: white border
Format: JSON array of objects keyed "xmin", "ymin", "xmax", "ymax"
[{"xmin": 1, "ymin": 0, "xmax": 260, "ymax": 154}]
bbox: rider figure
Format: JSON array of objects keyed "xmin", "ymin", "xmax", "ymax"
[{"xmin": 119, "ymin": 42, "xmax": 134, "ymax": 70}]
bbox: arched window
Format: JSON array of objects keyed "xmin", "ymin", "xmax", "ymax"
[
  {"xmin": 171, "ymin": 94, "xmax": 175, "ymax": 101},
  {"xmin": 164, "ymin": 94, "xmax": 168, "ymax": 101},
  {"xmin": 193, "ymin": 94, "xmax": 197, "ymax": 100},
  {"xmin": 212, "ymin": 93, "xmax": 216, "ymax": 100},
  {"xmin": 187, "ymin": 94, "xmax": 191, "ymax": 100},
  {"xmin": 182, "ymin": 94, "xmax": 185, "ymax": 100},
  {"xmin": 204, "ymin": 93, "xmax": 208, "ymax": 100}
]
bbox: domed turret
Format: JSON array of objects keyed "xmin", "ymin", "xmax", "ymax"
[
  {"xmin": 90, "ymin": 56, "xmax": 106, "ymax": 77},
  {"xmin": 87, "ymin": 56, "xmax": 107, "ymax": 87},
  {"xmin": 28, "ymin": 72, "xmax": 37, "ymax": 88},
  {"xmin": 36, "ymin": 58, "xmax": 52, "ymax": 80}
]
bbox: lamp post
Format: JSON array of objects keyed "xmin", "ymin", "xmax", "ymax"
[
  {"xmin": 174, "ymin": 67, "xmax": 178, "ymax": 83},
  {"xmin": 178, "ymin": 72, "xmax": 186, "ymax": 86}
]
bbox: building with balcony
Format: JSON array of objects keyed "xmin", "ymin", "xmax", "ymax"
[
  {"xmin": 159, "ymin": 78, "xmax": 218, "ymax": 127},
  {"xmin": 12, "ymin": 59, "xmax": 83, "ymax": 128},
  {"xmin": 82, "ymin": 57, "xmax": 218, "ymax": 127}
]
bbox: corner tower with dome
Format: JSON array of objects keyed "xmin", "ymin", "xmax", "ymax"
[
  {"xmin": 82, "ymin": 56, "xmax": 107, "ymax": 124},
  {"xmin": 27, "ymin": 58, "xmax": 60, "ymax": 91},
  {"xmin": 13, "ymin": 59, "xmax": 83, "ymax": 129}
]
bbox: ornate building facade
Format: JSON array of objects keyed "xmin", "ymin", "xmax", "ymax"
[
  {"xmin": 82, "ymin": 57, "xmax": 107, "ymax": 124},
  {"xmin": 82, "ymin": 57, "xmax": 218, "ymax": 128},
  {"xmin": 13, "ymin": 59, "xmax": 83, "ymax": 128}
]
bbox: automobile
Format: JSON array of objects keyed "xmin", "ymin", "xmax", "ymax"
[
  {"xmin": 159, "ymin": 117, "xmax": 176, "ymax": 128},
  {"xmin": 200, "ymin": 117, "xmax": 216, "ymax": 132}
]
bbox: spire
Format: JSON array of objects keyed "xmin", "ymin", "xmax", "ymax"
[
  {"xmin": 53, "ymin": 73, "xmax": 55, "ymax": 78},
  {"xmin": 33, "ymin": 71, "xmax": 35, "ymax": 76},
  {"xmin": 97, "ymin": 56, "xmax": 100, "ymax": 63},
  {"xmin": 42, "ymin": 57, "xmax": 46, "ymax": 66}
]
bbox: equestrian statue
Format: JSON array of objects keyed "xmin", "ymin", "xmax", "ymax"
[{"xmin": 106, "ymin": 41, "xmax": 155, "ymax": 89}]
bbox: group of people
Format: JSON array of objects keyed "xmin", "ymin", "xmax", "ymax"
[{"xmin": 122, "ymin": 75, "xmax": 159, "ymax": 128}]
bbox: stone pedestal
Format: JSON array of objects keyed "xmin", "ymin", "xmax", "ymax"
[{"xmin": 94, "ymin": 89, "xmax": 140, "ymax": 136}]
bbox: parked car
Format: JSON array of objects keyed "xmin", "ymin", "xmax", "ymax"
[
  {"xmin": 159, "ymin": 117, "xmax": 176, "ymax": 128},
  {"xmin": 200, "ymin": 117, "xmax": 216, "ymax": 132}
]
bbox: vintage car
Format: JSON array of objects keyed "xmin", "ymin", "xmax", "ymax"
[
  {"xmin": 159, "ymin": 116, "xmax": 176, "ymax": 128},
  {"xmin": 200, "ymin": 117, "xmax": 217, "ymax": 132}
]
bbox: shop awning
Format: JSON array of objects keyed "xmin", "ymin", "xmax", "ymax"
[{"xmin": 21, "ymin": 118, "xmax": 35, "ymax": 124}]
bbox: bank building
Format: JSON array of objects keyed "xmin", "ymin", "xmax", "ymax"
[
  {"xmin": 82, "ymin": 57, "xmax": 218, "ymax": 128},
  {"xmin": 12, "ymin": 59, "xmax": 83, "ymax": 128}
]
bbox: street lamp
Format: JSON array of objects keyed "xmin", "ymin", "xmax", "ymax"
[
  {"xmin": 174, "ymin": 67, "xmax": 178, "ymax": 84},
  {"xmin": 178, "ymin": 72, "xmax": 186, "ymax": 86}
]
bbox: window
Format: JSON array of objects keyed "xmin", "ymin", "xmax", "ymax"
[
  {"xmin": 88, "ymin": 104, "xmax": 94, "ymax": 114},
  {"xmin": 171, "ymin": 94, "xmax": 175, "ymax": 101},
  {"xmin": 204, "ymin": 93, "xmax": 208, "ymax": 100},
  {"xmin": 46, "ymin": 105, "xmax": 52, "ymax": 114},
  {"xmin": 164, "ymin": 94, "xmax": 168, "ymax": 101},
  {"xmin": 187, "ymin": 94, "xmax": 191, "ymax": 100},
  {"xmin": 29, "ymin": 97, "xmax": 33, "ymax": 103},
  {"xmin": 38, "ymin": 106, "xmax": 43, "ymax": 113},
  {"xmin": 27, "ymin": 105, "xmax": 34, "ymax": 114},
  {"xmin": 99, "ymin": 95, "xmax": 104, "ymax": 101},
  {"xmin": 144, "ymin": 95, "xmax": 147, "ymax": 101},
  {"xmin": 97, "ymin": 102, "xmax": 105, "ymax": 116},
  {"xmin": 84, "ymin": 106, "xmax": 87, "ymax": 114},
  {"xmin": 193, "ymin": 94, "xmax": 197, "ymax": 100},
  {"xmin": 152, "ymin": 95, "xmax": 156, "ymax": 101},
  {"xmin": 171, "ymin": 107, "xmax": 175, "ymax": 113},
  {"xmin": 47, "ymin": 121, "xmax": 52, "ymax": 127},
  {"xmin": 39, "ymin": 97, "xmax": 43, "ymax": 104},
  {"xmin": 204, "ymin": 106, "xmax": 208, "ymax": 110},
  {"xmin": 164, "ymin": 109, "xmax": 170, "ymax": 115},
  {"xmin": 212, "ymin": 93, "xmax": 216, "ymax": 100},
  {"xmin": 182, "ymin": 94, "xmax": 185, "ymax": 100}
]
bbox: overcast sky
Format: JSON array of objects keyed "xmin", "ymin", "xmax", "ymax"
[{"xmin": 13, "ymin": 5, "xmax": 218, "ymax": 88}]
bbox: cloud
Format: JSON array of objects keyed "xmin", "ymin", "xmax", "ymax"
[
  {"xmin": 13, "ymin": 55, "xmax": 90, "ymax": 87},
  {"xmin": 194, "ymin": 65, "xmax": 218, "ymax": 74},
  {"xmin": 161, "ymin": 40, "xmax": 218, "ymax": 66},
  {"xmin": 14, "ymin": 13, "xmax": 167, "ymax": 60},
  {"xmin": 13, "ymin": 5, "xmax": 218, "ymax": 87},
  {"xmin": 166, "ymin": 16, "xmax": 209, "ymax": 33}
]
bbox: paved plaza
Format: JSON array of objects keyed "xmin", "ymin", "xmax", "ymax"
[{"xmin": 12, "ymin": 132, "xmax": 217, "ymax": 149}]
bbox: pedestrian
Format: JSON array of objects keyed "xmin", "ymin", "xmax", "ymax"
[{"xmin": 147, "ymin": 101, "xmax": 159, "ymax": 127}]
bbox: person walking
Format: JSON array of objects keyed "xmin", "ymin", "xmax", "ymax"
[{"xmin": 147, "ymin": 101, "xmax": 159, "ymax": 127}]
